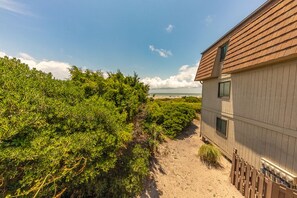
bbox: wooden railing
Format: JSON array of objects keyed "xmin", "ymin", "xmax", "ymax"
[{"xmin": 230, "ymin": 150, "xmax": 297, "ymax": 198}]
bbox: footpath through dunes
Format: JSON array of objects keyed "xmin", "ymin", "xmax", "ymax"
[{"xmin": 141, "ymin": 119, "xmax": 242, "ymax": 198}]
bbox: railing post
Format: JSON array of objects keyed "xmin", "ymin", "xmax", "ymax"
[
  {"xmin": 245, "ymin": 164, "xmax": 251, "ymax": 198},
  {"xmin": 231, "ymin": 149, "xmax": 237, "ymax": 185},
  {"xmin": 251, "ymin": 168, "xmax": 257, "ymax": 198},
  {"xmin": 256, "ymin": 172, "xmax": 264, "ymax": 198},
  {"xmin": 230, "ymin": 152, "xmax": 297, "ymax": 198},
  {"xmin": 235, "ymin": 156, "xmax": 241, "ymax": 189},
  {"xmin": 265, "ymin": 178, "xmax": 273, "ymax": 198},
  {"xmin": 240, "ymin": 161, "xmax": 246, "ymax": 195}
]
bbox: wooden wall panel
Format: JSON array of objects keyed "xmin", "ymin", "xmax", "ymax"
[
  {"xmin": 269, "ymin": 66, "xmax": 278, "ymax": 124},
  {"xmin": 293, "ymin": 141, "xmax": 297, "ymax": 173},
  {"xmin": 273, "ymin": 65, "xmax": 283, "ymax": 125},
  {"xmin": 230, "ymin": 60, "xmax": 297, "ymax": 130},
  {"xmin": 201, "ymin": 109, "xmax": 297, "ymax": 173},
  {"xmin": 259, "ymin": 128, "xmax": 267, "ymax": 159},
  {"xmin": 290, "ymin": 61, "xmax": 297, "ymax": 130},
  {"xmin": 279, "ymin": 65, "xmax": 290, "ymax": 126},
  {"xmin": 200, "ymin": 59, "xmax": 297, "ymax": 175},
  {"xmin": 265, "ymin": 67, "xmax": 273, "ymax": 123},
  {"xmin": 284, "ymin": 63, "xmax": 296, "ymax": 128},
  {"xmin": 275, "ymin": 132, "xmax": 283, "ymax": 166},
  {"xmin": 280, "ymin": 135, "xmax": 289, "ymax": 169},
  {"xmin": 286, "ymin": 138, "xmax": 295, "ymax": 172}
]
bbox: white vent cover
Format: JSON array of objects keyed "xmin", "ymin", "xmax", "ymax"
[{"xmin": 261, "ymin": 158, "xmax": 297, "ymax": 185}]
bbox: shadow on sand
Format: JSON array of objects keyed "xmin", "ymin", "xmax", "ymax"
[
  {"xmin": 175, "ymin": 120, "xmax": 199, "ymax": 140},
  {"xmin": 140, "ymin": 156, "xmax": 165, "ymax": 198},
  {"xmin": 140, "ymin": 119, "xmax": 200, "ymax": 197}
]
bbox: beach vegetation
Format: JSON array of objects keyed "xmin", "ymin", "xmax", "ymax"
[
  {"xmin": 144, "ymin": 98, "xmax": 199, "ymax": 139},
  {"xmin": 0, "ymin": 57, "xmax": 149, "ymax": 197},
  {"xmin": 198, "ymin": 144, "xmax": 221, "ymax": 167},
  {"xmin": 0, "ymin": 56, "xmax": 200, "ymax": 197}
]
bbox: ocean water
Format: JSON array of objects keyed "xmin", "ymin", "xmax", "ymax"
[
  {"xmin": 149, "ymin": 88, "xmax": 201, "ymax": 97},
  {"xmin": 149, "ymin": 92, "xmax": 201, "ymax": 97}
]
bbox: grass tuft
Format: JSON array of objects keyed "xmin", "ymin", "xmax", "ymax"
[{"xmin": 198, "ymin": 144, "xmax": 221, "ymax": 168}]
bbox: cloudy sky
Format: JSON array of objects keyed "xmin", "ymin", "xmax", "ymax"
[{"xmin": 0, "ymin": 0, "xmax": 266, "ymax": 93}]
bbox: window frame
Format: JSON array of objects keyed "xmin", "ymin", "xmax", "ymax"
[
  {"xmin": 218, "ymin": 81, "xmax": 231, "ymax": 98},
  {"xmin": 219, "ymin": 43, "xmax": 228, "ymax": 62},
  {"xmin": 216, "ymin": 117, "xmax": 228, "ymax": 138}
]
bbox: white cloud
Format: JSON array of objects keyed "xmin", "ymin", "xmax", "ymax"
[
  {"xmin": 141, "ymin": 63, "xmax": 201, "ymax": 89},
  {"xmin": 0, "ymin": 51, "xmax": 7, "ymax": 57},
  {"xmin": 205, "ymin": 15, "xmax": 214, "ymax": 26},
  {"xmin": 19, "ymin": 52, "xmax": 34, "ymax": 60},
  {"xmin": 102, "ymin": 72, "xmax": 109, "ymax": 79},
  {"xmin": 0, "ymin": 0, "xmax": 32, "ymax": 15},
  {"xmin": 35, "ymin": 61, "xmax": 71, "ymax": 80},
  {"xmin": 149, "ymin": 45, "xmax": 172, "ymax": 58},
  {"xmin": 18, "ymin": 52, "xmax": 37, "ymax": 67},
  {"xmin": 1, "ymin": 51, "xmax": 71, "ymax": 80},
  {"xmin": 166, "ymin": 24, "xmax": 174, "ymax": 33}
]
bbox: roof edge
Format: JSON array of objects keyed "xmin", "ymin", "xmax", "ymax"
[
  {"xmin": 222, "ymin": 53, "xmax": 297, "ymax": 74},
  {"xmin": 201, "ymin": 0, "xmax": 275, "ymax": 55},
  {"xmin": 194, "ymin": 76, "xmax": 217, "ymax": 82}
]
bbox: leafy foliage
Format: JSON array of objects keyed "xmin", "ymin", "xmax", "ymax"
[
  {"xmin": 0, "ymin": 57, "xmax": 150, "ymax": 197},
  {"xmin": 69, "ymin": 67, "xmax": 149, "ymax": 121},
  {"xmin": 198, "ymin": 144, "xmax": 221, "ymax": 167},
  {"xmin": 0, "ymin": 57, "xmax": 200, "ymax": 197},
  {"xmin": 145, "ymin": 98, "xmax": 198, "ymax": 139},
  {"xmin": 155, "ymin": 96, "xmax": 202, "ymax": 113}
]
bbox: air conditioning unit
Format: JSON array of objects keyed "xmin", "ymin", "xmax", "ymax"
[{"xmin": 261, "ymin": 158, "xmax": 297, "ymax": 188}]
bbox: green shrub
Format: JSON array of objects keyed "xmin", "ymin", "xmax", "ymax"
[
  {"xmin": 144, "ymin": 123, "xmax": 164, "ymax": 152},
  {"xmin": 154, "ymin": 97, "xmax": 202, "ymax": 113},
  {"xmin": 198, "ymin": 144, "xmax": 221, "ymax": 167},
  {"xmin": 182, "ymin": 96, "xmax": 201, "ymax": 103},
  {"xmin": 145, "ymin": 100, "xmax": 196, "ymax": 139},
  {"xmin": 0, "ymin": 57, "xmax": 150, "ymax": 198}
]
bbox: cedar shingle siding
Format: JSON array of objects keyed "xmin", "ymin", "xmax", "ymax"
[
  {"xmin": 195, "ymin": 0, "xmax": 297, "ymax": 81},
  {"xmin": 195, "ymin": 49, "xmax": 217, "ymax": 80}
]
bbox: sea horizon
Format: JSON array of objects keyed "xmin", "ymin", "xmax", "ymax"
[
  {"xmin": 149, "ymin": 88, "xmax": 201, "ymax": 97},
  {"xmin": 149, "ymin": 92, "xmax": 201, "ymax": 97}
]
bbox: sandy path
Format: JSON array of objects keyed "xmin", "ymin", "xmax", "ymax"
[{"xmin": 141, "ymin": 119, "xmax": 242, "ymax": 198}]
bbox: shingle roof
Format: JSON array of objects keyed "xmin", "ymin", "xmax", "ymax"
[
  {"xmin": 195, "ymin": 0, "xmax": 297, "ymax": 81},
  {"xmin": 223, "ymin": 0, "xmax": 297, "ymax": 73},
  {"xmin": 194, "ymin": 48, "xmax": 217, "ymax": 81}
]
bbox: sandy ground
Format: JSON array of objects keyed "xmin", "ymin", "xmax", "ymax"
[{"xmin": 141, "ymin": 119, "xmax": 242, "ymax": 198}]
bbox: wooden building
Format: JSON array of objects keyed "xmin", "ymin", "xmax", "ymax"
[{"xmin": 195, "ymin": 0, "xmax": 297, "ymax": 186}]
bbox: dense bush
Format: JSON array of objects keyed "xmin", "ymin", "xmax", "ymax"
[
  {"xmin": 198, "ymin": 144, "xmax": 221, "ymax": 167},
  {"xmin": 0, "ymin": 57, "xmax": 150, "ymax": 197},
  {"xmin": 182, "ymin": 96, "xmax": 201, "ymax": 103},
  {"xmin": 70, "ymin": 67, "xmax": 149, "ymax": 121},
  {"xmin": 0, "ymin": 56, "xmax": 201, "ymax": 197},
  {"xmin": 143, "ymin": 123, "xmax": 164, "ymax": 152},
  {"xmin": 145, "ymin": 99, "xmax": 197, "ymax": 139},
  {"xmin": 155, "ymin": 96, "xmax": 201, "ymax": 113}
]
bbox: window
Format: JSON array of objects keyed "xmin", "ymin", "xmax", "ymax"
[
  {"xmin": 216, "ymin": 117, "xmax": 227, "ymax": 137},
  {"xmin": 218, "ymin": 81, "xmax": 231, "ymax": 98},
  {"xmin": 220, "ymin": 43, "xmax": 228, "ymax": 62}
]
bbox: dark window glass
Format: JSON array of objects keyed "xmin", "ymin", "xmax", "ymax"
[
  {"xmin": 216, "ymin": 117, "xmax": 227, "ymax": 137},
  {"xmin": 223, "ymin": 81, "xmax": 230, "ymax": 95},
  {"xmin": 220, "ymin": 43, "xmax": 228, "ymax": 62},
  {"xmin": 219, "ymin": 85, "xmax": 224, "ymax": 97},
  {"xmin": 218, "ymin": 81, "xmax": 231, "ymax": 98}
]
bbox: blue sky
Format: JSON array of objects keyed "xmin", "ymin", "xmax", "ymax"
[{"xmin": 0, "ymin": 0, "xmax": 266, "ymax": 92}]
